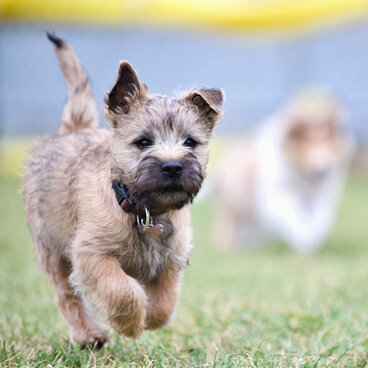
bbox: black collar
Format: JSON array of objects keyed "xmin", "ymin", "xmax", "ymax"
[
  {"xmin": 111, "ymin": 181, "xmax": 135, "ymax": 213},
  {"xmin": 112, "ymin": 181, "xmax": 172, "ymax": 217},
  {"xmin": 112, "ymin": 181, "xmax": 165, "ymax": 235}
]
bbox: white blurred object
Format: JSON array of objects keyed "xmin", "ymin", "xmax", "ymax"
[{"xmin": 213, "ymin": 92, "xmax": 355, "ymax": 253}]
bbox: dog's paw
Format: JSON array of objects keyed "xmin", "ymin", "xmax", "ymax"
[
  {"xmin": 145, "ymin": 309, "xmax": 173, "ymax": 330},
  {"xmin": 110, "ymin": 301, "xmax": 146, "ymax": 338},
  {"xmin": 72, "ymin": 330, "xmax": 109, "ymax": 349},
  {"xmin": 79, "ymin": 335, "xmax": 108, "ymax": 350},
  {"xmin": 110, "ymin": 307, "xmax": 146, "ymax": 338},
  {"xmin": 108, "ymin": 277, "xmax": 147, "ymax": 338}
]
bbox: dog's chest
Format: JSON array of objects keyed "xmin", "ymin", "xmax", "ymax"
[{"xmin": 120, "ymin": 216, "xmax": 185, "ymax": 284}]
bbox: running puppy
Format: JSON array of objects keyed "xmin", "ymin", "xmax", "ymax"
[{"xmin": 23, "ymin": 34, "xmax": 224, "ymax": 346}]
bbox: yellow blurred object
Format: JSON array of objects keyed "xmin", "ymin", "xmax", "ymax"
[
  {"xmin": 0, "ymin": 0, "xmax": 124, "ymax": 24},
  {"xmin": 0, "ymin": 139, "xmax": 34, "ymax": 179},
  {"xmin": 1, "ymin": 0, "xmax": 368, "ymax": 31}
]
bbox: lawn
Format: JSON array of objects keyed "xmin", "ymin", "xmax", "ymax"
[{"xmin": 1, "ymin": 164, "xmax": 368, "ymax": 367}]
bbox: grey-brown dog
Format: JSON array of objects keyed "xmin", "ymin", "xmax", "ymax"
[{"xmin": 23, "ymin": 34, "xmax": 224, "ymax": 347}]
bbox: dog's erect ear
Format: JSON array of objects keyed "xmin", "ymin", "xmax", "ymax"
[
  {"xmin": 106, "ymin": 61, "xmax": 147, "ymax": 114},
  {"xmin": 183, "ymin": 89, "xmax": 224, "ymax": 128}
]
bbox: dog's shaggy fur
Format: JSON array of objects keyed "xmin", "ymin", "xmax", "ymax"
[{"xmin": 23, "ymin": 34, "xmax": 224, "ymax": 346}]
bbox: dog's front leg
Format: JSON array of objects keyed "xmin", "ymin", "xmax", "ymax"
[
  {"xmin": 71, "ymin": 245, "xmax": 147, "ymax": 338},
  {"xmin": 144, "ymin": 266, "xmax": 183, "ymax": 330}
]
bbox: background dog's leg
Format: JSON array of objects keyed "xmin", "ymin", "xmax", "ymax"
[
  {"xmin": 48, "ymin": 256, "xmax": 108, "ymax": 347},
  {"xmin": 71, "ymin": 248, "xmax": 147, "ymax": 338},
  {"xmin": 144, "ymin": 266, "xmax": 182, "ymax": 330}
]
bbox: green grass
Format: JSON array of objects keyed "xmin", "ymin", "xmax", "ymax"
[{"xmin": 1, "ymin": 171, "xmax": 368, "ymax": 367}]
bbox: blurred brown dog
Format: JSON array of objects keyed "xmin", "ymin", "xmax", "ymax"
[{"xmin": 23, "ymin": 34, "xmax": 223, "ymax": 347}]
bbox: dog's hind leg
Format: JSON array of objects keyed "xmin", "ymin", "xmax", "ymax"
[{"xmin": 41, "ymin": 250, "xmax": 108, "ymax": 347}]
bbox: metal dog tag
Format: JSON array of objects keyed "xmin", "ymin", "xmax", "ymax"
[
  {"xmin": 138, "ymin": 224, "xmax": 164, "ymax": 236},
  {"xmin": 137, "ymin": 207, "xmax": 164, "ymax": 236}
]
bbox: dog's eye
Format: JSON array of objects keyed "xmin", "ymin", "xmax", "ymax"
[
  {"xmin": 183, "ymin": 137, "xmax": 198, "ymax": 148},
  {"xmin": 134, "ymin": 138, "xmax": 153, "ymax": 149}
]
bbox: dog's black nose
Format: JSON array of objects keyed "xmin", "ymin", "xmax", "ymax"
[{"xmin": 161, "ymin": 161, "xmax": 183, "ymax": 178}]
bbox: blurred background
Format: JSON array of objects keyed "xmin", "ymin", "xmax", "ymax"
[
  {"xmin": 1, "ymin": 1, "xmax": 368, "ymax": 365},
  {"xmin": 1, "ymin": 0, "xmax": 368, "ymax": 138},
  {"xmin": 1, "ymin": 0, "xmax": 368, "ymax": 174}
]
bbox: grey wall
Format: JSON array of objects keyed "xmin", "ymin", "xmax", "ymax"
[{"xmin": 1, "ymin": 22, "xmax": 368, "ymax": 140}]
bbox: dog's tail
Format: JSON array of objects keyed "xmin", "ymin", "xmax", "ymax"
[{"xmin": 47, "ymin": 32, "xmax": 99, "ymax": 134}]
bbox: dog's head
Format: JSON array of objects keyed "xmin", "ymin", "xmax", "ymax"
[
  {"xmin": 104, "ymin": 61, "xmax": 224, "ymax": 214},
  {"xmin": 281, "ymin": 94, "xmax": 353, "ymax": 181}
]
